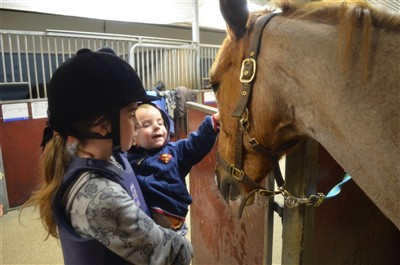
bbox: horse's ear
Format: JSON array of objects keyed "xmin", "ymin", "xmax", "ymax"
[{"xmin": 220, "ymin": 0, "xmax": 249, "ymax": 39}]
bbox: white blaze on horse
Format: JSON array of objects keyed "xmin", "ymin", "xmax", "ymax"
[{"xmin": 210, "ymin": 0, "xmax": 399, "ymax": 229}]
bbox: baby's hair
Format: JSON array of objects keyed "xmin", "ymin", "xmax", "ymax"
[{"xmin": 137, "ymin": 103, "xmax": 158, "ymax": 111}]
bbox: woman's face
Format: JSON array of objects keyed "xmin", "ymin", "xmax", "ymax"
[
  {"xmin": 119, "ymin": 102, "xmax": 139, "ymax": 151},
  {"xmin": 134, "ymin": 105, "xmax": 167, "ymax": 150}
]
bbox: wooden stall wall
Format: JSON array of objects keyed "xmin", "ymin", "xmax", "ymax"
[
  {"xmin": 0, "ymin": 103, "xmax": 46, "ymax": 208},
  {"xmin": 187, "ymin": 103, "xmax": 271, "ymax": 265},
  {"xmin": 188, "ymin": 109, "xmax": 400, "ymax": 264},
  {"xmin": 283, "ymin": 140, "xmax": 400, "ymax": 264}
]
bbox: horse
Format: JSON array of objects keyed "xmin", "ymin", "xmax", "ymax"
[{"xmin": 210, "ymin": 0, "xmax": 400, "ymax": 230}]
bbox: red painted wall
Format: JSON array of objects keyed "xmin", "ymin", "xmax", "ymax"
[
  {"xmin": 187, "ymin": 106, "xmax": 266, "ymax": 265},
  {"xmin": 0, "ymin": 103, "xmax": 46, "ymax": 208}
]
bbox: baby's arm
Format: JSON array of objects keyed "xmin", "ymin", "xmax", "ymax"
[{"xmin": 176, "ymin": 114, "xmax": 220, "ymax": 171}]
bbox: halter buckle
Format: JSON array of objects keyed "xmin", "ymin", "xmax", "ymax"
[
  {"xmin": 229, "ymin": 165, "xmax": 245, "ymax": 182},
  {"xmin": 239, "ymin": 58, "xmax": 256, "ymax": 84},
  {"xmin": 248, "ymin": 137, "xmax": 260, "ymax": 147}
]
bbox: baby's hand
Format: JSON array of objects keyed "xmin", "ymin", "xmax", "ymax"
[
  {"xmin": 212, "ymin": 113, "xmax": 220, "ymax": 132},
  {"xmin": 212, "ymin": 112, "xmax": 220, "ymax": 125}
]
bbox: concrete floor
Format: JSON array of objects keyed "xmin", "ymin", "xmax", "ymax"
[
  {"xmin": 1, "ymin": 168, "xmax": 284, "ymax": 265},
  {"xmin": 0, "ymin": 166, "xmax": 284, "ymax": 265},
  {"xmin": 0, "ymin": 206, "xmax": 64, "ymax": 264},
  {"xmin": 0, "ymin": 205, "xmax": 282, "ymax": 265}
]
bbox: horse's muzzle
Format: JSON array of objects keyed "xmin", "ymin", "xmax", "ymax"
[{"xmin": 215, "ymin": 165, "xmax": 242, "ymax": 202}]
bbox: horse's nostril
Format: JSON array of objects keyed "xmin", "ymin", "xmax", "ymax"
[
  {"xmin": 223, "ymin": 184, "xmax": 229, "ymax": 200},
  {"xmin": 228, "ymin": 182, "xmax": 240, "ymax": 199},
  {"xmin": 218, "ymin": 180, "xmax": 230, "ymax": 202}
]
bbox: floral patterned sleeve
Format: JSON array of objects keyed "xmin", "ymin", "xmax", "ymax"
[{"xmin": 68, "ymin": 174, "xmax": 193, "ymax": 265}]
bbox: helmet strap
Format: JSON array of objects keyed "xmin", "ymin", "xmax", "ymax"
[{"xmin": 111, "ymin": 105, "xmax": 121, "ymax": 152}]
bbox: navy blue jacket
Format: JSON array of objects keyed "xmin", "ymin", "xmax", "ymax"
[
  {"xmin": 52, "ymin": 153, "xmax": 150, "ymax": 265},
  {"xmin": 128, "ymin": 114, "xmax": 219, "ymax": 220}
]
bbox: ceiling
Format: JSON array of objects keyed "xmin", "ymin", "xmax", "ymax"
[
  {"xmin": 1, "ymin": 0, "xmax": 267, "ymax": 31},
  {"xmin": 1, "ymin": 0, "xmax": 398, "ymax": 31}
]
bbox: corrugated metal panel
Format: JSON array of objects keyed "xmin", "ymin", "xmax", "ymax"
[{"xmin": 368, "ymin": 0, "xmax": 400, "ymax": 12}]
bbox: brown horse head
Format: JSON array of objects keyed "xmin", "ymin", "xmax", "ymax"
[
  {"xmin": 211, "ymin": 0, "xmax": 304, "ymax": 205},
  {"xmin": 211, "ymin": 0, "xmax": 400, "ymax": 229}
]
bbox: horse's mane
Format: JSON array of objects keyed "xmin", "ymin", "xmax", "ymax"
[
  {"xmin": 217, "ymin": 0, "xmax": 398, "ymax": 81},
  {"xmin": 274, "ymin": 0, "xmax": 400, "ymax": 30},
  {"xmin": 252, "ymin": 0, "xmax": 400, "ymax": 80}
]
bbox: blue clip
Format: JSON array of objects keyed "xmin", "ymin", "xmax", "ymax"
[{"xmin": 326, "ymin": 173, "xmax": 352, "ymax": 199}]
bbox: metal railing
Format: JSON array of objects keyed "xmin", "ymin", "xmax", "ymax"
[
  {"xmin": 0, "ymin": 29, "xmax": 220, "ymax": 103},
  {"xmin": 130, "ymin": 43, "xmax": 198, "ymax": 90}
]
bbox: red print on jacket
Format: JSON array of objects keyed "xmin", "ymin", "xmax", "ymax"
[{"xmin": 159, "ymin": 153, "xmax": 172, "ymax": 164}]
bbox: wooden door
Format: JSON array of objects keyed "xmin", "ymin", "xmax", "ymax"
[
  {"xmin": 187, "ymin": 102, "xmax": 273, "ymax": 265},
  {"xmin": 282, "ymin": 140, "xmax": 400, "ymax": 264},
  {"xmin": 0, "ymin": 103, "xmax": 46, "ymax": 208}
]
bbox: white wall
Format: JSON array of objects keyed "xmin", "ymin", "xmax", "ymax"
[{"xmin": 0, "ymin": 9, "xmax": 226, "ymax": 45}]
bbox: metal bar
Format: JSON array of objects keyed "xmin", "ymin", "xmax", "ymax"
[
  {"xmin": 24, "ymin": 35, "xmax": 32, "ymax": 98},
  {"xmin": 39, "ymin": 36, "xmax": 46, "ymax": 98},
  {"xmin": 31, "ymin": 35, "xmax": 40, "ymax": 98},
  {"xmin": 7, "ymin": 34, "xmax": 15, "ymax": 82},
  {"xmin": 0, "ymin": 34, "xmax": 6, "ymax": 83},
  {"xmin": 154, "ymin": 48, "xmax": 159, "ymax": 82},
  {"xmin": 146, "ymin": 47, "xmax": 150, "ymax": 89},
  {"xmin": 16, "ymin": 35, "xmax": 23, "ymax": 82},
  {"xmin": 2, "ymin": 30, "xmax": 220, "ymax": 102},
  {"xmin": 150, "ymin": 48, "xmax": 155, "ymax": 88}
]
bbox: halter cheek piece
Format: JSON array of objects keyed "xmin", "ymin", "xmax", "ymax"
[{"xmin": 216, "ymin": 11, "xmax": 328, "ymax": 218}]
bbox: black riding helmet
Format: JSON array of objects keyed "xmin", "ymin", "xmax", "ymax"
[{"xmin": 45, "ymin": 47, "xmax": 159, "ymax": 150}]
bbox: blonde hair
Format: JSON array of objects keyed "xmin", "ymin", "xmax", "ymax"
[
  {"xmin": 21, "ymin": 114, "xmax": 106, "ymax": 239},
  {"xmin": 135, "ymin": 103, "xmax": 162, "ymax": 128},
  {"xmin": 136, "ymin": 103, "xmax": 158, "ymax": 112},
  {"xmin": 22, "ymin": 134, "xmax": 70, "ymax": 239}
]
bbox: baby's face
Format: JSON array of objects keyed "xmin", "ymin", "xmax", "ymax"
[{"xmin": 134, "ymin": 106, "xmax": 167, "ymax": 150}]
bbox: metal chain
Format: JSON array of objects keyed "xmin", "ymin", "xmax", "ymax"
[
  {"xmin": 254, "ymin": 186, "xmax": 326, "ymax": 208},
  {"xmin": 279, "ymin": 187, "xmax": 325, "ymax": 208}
]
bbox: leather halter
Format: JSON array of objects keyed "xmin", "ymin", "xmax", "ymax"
[
  {"xmin": 216, "ymin": 12, "xmax": 350, "ymax": 217},
  {"xmin": 216, "ymin": 12, "xmax": 289, "ymax": 218}
]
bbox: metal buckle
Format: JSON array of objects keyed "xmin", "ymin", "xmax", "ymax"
[
  {"xmin": 239, "ymin": 58, "xmax": 256, "ymax": 84},
  {"xmin": 229, "ymin": 165, "xmax": 245, "ymax": 182},
  {"xmin": 248, "ymin": 137, "xmax": 260, "ymax": 147}
]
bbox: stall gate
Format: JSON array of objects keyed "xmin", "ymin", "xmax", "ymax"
[
  {"xmin": 187, "ymin": 103, "xmax": 400, "ymax": 265},
  {"xmin": 0, "ymin": 29, "xmax": 220, "ymax": 209},
  {"xmin": 130, "ymin": 43, "xmax": 219, "ymax": 90},
  {"xmin": 187, "ymin": 103, "xmax": 273, "ymax": 265}
]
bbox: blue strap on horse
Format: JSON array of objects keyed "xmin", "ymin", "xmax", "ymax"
[{"xmin": 325, "ymin": 173, "xmax": 352, "ymax": 199}]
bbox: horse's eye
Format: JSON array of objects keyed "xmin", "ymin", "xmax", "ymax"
[{"xmin": 209, "ymin": 83, "xmax": 219, "ymax": 93}]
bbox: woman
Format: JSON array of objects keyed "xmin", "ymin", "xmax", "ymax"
[{"xmin": 24, "ymin": 48, "xmax": 193, "ymax": 264}]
